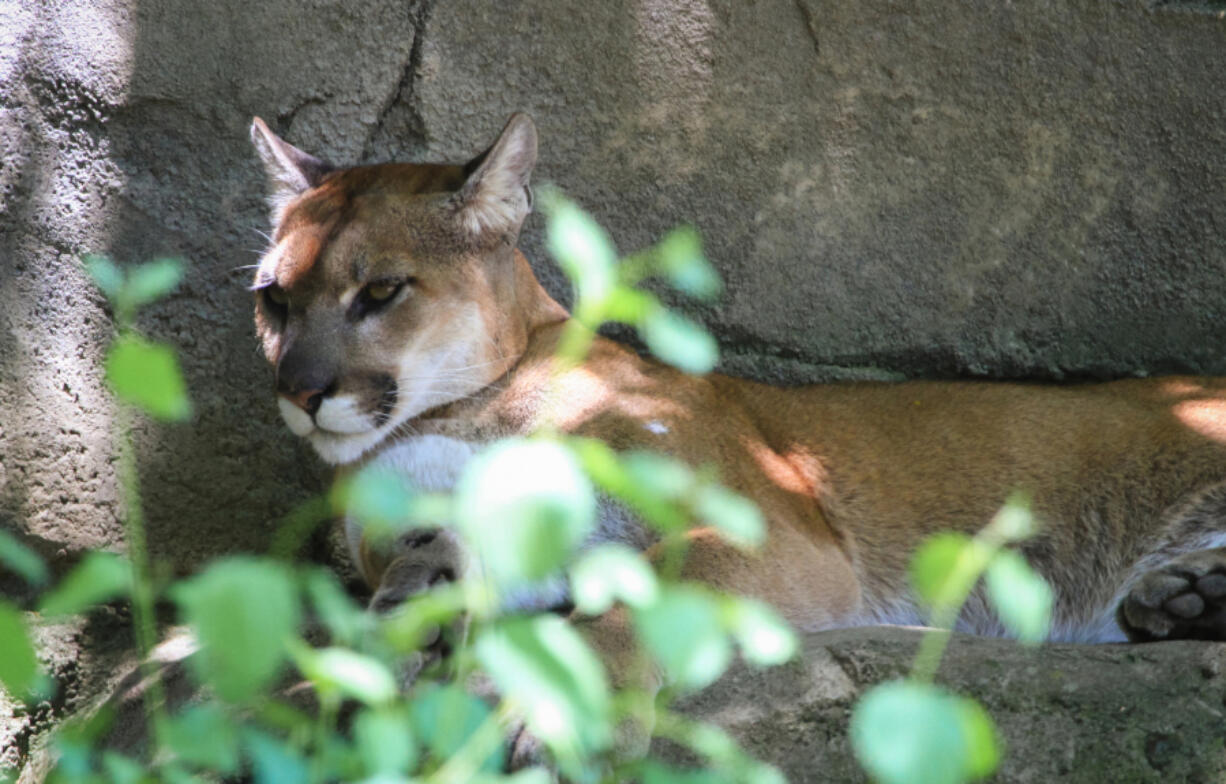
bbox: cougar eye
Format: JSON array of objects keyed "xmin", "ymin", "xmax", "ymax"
[
  {"xmin": 350, "ymin": 278, "xmax": 413, "ymax": 320},
  {"xmin": 364, "ymin": 281, "xmax": 399, "ymax": 302},
  {"xmin": 261, "ymin": 284, "xmax": 289, "ymax": 323},
  {"xmin": 265, "ymin": 284, "xmax": 288, "ymax": 306}
]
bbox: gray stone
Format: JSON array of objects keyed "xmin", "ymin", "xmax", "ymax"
[{"xmin": 417, "ymin": 0, "xmax": 1226, "ymax": 382}]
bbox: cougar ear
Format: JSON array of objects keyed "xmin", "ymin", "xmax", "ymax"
[
  {"xmin": 249, "ymin": 117, "xmax": 334, "ymax": 218},
  {"xmin": 452, "ymin": 113, "xmax": 537, "ymax": 240}
]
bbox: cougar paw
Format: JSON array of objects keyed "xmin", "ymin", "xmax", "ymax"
[
  {"xmin": 368, "ymin": 528, "xmax": 468, "ymax": 684},
  {"xmin": 1119, "ymin": 549, "xmax": 1226, "ymax": 641}
]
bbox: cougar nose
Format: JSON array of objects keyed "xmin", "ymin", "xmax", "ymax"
[
  {"xmin": 281, "ymin": 388, "xmax": 324, "ymax": 415},
  {"xmin": 275, "ymin": 351, "xmax": 336, "ymax": 416}
]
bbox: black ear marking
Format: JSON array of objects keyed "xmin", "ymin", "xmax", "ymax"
[{"xmin": 463, "ymin": 146, "xmax": 491, "ymax": 179}]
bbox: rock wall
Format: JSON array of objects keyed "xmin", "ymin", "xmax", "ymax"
[{"xmin": 2, "ymin": 0, "xmax": 1225, "ymax": 777}]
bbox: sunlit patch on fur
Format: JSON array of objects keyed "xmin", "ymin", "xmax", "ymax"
[{"xmin": 1173, "ymin": 400, "xmax": 1226, "ymax": 443}]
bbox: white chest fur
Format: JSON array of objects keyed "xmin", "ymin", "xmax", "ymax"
[
  {"xmin": 367, "ymin": 434, "xmax": 478, "ymax": 493},
  {"xmin": 343, "ymin": 435, "xmax": 475, "ymax": 572},
  {"xmin": 344, "ymin": 435, "xmax": 651, "ymax": 612}
]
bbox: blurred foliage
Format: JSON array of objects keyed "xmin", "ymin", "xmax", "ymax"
[{"xmin": 0, "ymin": 196, "xmax": 1052, "ymax": 784}]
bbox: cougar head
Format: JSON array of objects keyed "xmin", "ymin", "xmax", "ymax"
[{"xmin": 249, "ymin": 115, "xmax": 539, "ymax": 464}]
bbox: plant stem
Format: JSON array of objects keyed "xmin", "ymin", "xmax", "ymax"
[
  {"xmin": 428, "ymin": 704, "xmax": 513, "ymax": 784},
  {"xmin": 910, "ymin": 512, "xmax": 1018, "ymax": 683},
  {"xmin": 311, "ymin": 693, "xmax": 339, "ymax": 784},
  {"xmin": 269, "ymin": 496, "xmax": 333, "ymax": 562},
  {"xmin": 114, "ymin": 403, "xmax": 168, "ymax": 749}
]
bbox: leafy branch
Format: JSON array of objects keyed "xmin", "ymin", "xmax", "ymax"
[{"xmin": 850, "ymin": 495, "xmax": 1054, "ymax": 784}]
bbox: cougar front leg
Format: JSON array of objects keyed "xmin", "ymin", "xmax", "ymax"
[
  {"xmin": 1118, "ymin": 547, "xmax": 1226, "ymax": 642},
  {"xmin": 353, "ymin": 522, "xmax": 469, "ymax": 683}
]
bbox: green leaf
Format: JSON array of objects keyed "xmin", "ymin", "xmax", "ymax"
[
  {"xmin": 409, "ymin": 683, "xmax": 504, "ymax": 772},
  {"xmin": 0, "ymin": 529, "xmax": 48, "ymax": 586},
  {"xmin": 953, "ymin": 696, "xmax": 1002, "ymax": 779},
  {"xmin": 455, "ymin": 438, "xmax": 596, "ymax": 587},
  {"xmin": 83, "ymin": 254, "xmax": 124, "ymax": 302},
  {"xmin": 125, "ymin": 258, "xmax": 183, "ymax": 308},
  {"xmin": 635, "ymin": 585, "xmax": 731, "ymax": 691},
  {"xmin": 335, "ymin": 467, "xmax": 419, "ymax": 541},
  {"xmin": 476, "ymin": 614, "xmax": 612, "ymax": 758},
  {"xmin": 380, "ymin": 584, "xmax": 466, "ymax": 654},
  {"xmin": 105, "ymin": 334, "xmax": 192, "ymax": 421},
  {"xmin": 850, "ymin": 681, "xmax": 973, "ymax": 784},
  {"xmin": 473, "ymin": 770, "xmax": 554, "ymax": 784},
  {"xmin": 605, "ymin": 286, "xmax": 658, "ymax": 326},
  {"xmin": 639, "ymin": 760, "xmax": 727, "ymax": 784},
  {"xmin": 51, "ymin": 707, "xmax": 115, "ymax": 781},
  {"xmin": 985, "ymin": 549, "xmax": 1052, "ymax": 645},
  {"xmin": 681, "ymin": 716, "xmax": 744, "ymax": 765},
  {"xmin": 172, "ymin": 557, "xmax": 300, "ymax": 702},
  {"xmin": 304, "ymin": 569, "xmax": 367, "ymax": 646},
  {"xmin": 639, "ymin": 307, "xmax": 718, "ymax": 375},
  {"xmin": 244, "ymin": 729, "xmax": 309, "ymax": 784},
  {"xmin": 161, "ymin": 764, "xmax": 208, "ymax": 784},
  {"xmin": 909, "ymin": 532, "xmax": 975, "ymax": 608},
  {"xmin": 991, "ymin": 493, "xmax": 1037, "ymax": 541},
  {"xmin": 39, "ymin": 551, "xmax": 130, "ymax": 617},
  {"xmin": 317, "ymin": 735, "xmax": 364, "ymax": 783},
  {"xmin": 622, "ymin": 451, "xmax": 694, "ymax": 502},
  {"xmin": 723, "ymin": 598, "xmax": 797, "ymax": 667},
  {"xmin": 0, "ymin": 600, "xmax": 39, "ymax": 697},
  {"xmin": 102, "ymin": 751, "xmax": 145, "ymax": 784},
  {"xmin": 353, "ymin": 706, "xmax": 416, "ymax": 777},
  {"xmin": 293, "ymin": 645, "xmax": 397, "ymax": 706},
  {"xmin": 656, "ymin": 226, "xmax": 721, "ymax": 300},
  {"xmin": 662, "ymin": 721, "xmax": 785, "ymax": 784},
  {"xmin": 570, "ymin": 544, "xmax": 659, "ymax": 615},
  {"xmin": 163, "ymin": 704, "xmax": 240, "ymax": 775},
  {"xmin": 695, "ymin": 484, "xmax": 764, "ymax": 549},
  {"xmin": 569, "ymin": 438, "xmax": 688, "ymax": 533},
  {"xmin": 744, "ymin": 761, "xmax": 788, "ymax": 784},
  {"xmin": 541, "ymin": 189, "xmax": 616, "ymax": 307}
]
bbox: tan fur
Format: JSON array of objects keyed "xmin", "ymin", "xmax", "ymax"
[{"xmin": 250, "ymin": 114, "xmax": 1226, "ymax": 653}]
